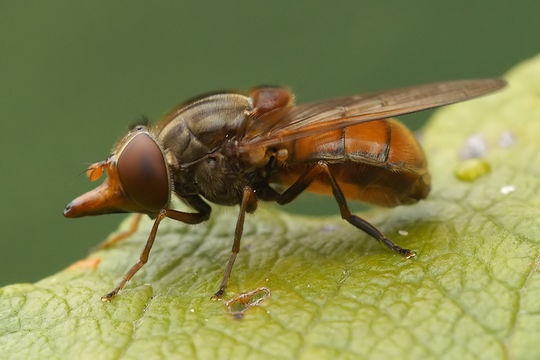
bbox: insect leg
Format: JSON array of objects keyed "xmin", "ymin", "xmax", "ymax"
[
  {"xmin": 212, "ymin": 186, "xmax": 257, "ymax": 299},
  {"xmin": 101, "ymin": 207, "xmax": 210, "ymax": 302},
  {"xmin": 92, "ymin": 213, "xmax": 143, "ymax": 252},
  {"xmin": 277, "ymin": 161, "xmax": 415, "ymax": 258}
]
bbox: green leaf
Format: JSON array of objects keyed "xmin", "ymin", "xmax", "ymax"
[{"xmin": 2, "ymin": 55, "xmax": 540, "ymax": 360}]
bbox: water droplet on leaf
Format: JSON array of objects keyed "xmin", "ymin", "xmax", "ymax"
[{"xmin": 454, "ymin": 159, "xmax": 491, "ymax": 181}]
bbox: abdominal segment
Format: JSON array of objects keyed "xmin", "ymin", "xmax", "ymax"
[{"xmin": 274, "ymin": 118, "xmax": 430, "ymax": 207}]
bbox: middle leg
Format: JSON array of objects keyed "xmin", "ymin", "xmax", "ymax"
[{"xmin": 212, "ymin": 186, "xmax": 257, "ymax": 299}]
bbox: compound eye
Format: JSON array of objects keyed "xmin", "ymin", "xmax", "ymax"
[{"xmin": 117, "ymin": 133, "xmax": 169, "ymax": 212}]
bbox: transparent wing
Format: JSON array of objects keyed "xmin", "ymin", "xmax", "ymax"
[{"xmin": 241, "ymin": 78, "xmax": 506, "ymax": 149}]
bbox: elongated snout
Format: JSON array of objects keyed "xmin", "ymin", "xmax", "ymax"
[{"xmin": 63, "ymin": 181, "xmax": 127, "ymax": 218}]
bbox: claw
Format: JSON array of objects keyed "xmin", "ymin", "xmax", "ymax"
[
  {"xmin": 211, "ymin": 289, "xmax": 224, "ymax": 300},
  {"xmin": 101, "ymin": 292, "xmax": 115, "ymax": 302},
  {"xmin": 404, "ymin": 250, "xmax": 417, "ymax": 259}
]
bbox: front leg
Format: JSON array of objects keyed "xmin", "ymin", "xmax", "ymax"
[
  {"xmin": 92, "ymin": 213, "xmax": 143, "ymax": 252},
  {"xmin": 102, "ymin": 205, "xmax": 210, "ymax": 302}
]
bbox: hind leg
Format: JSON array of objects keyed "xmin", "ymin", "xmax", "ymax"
[{"xmin": 276, "ymin": 161, "xmax": 415, "ymax": 257}]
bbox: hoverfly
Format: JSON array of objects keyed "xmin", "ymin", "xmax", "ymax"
[{"xmin": 64, "ymin": 79, "xmax": 505, "ymax": 301}]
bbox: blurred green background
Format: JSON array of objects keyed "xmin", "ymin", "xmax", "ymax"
[{"xmin": 1, "ymin": 0, "xmax": 538, "ymax": 285}]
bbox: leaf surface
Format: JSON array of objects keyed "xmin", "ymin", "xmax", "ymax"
[{"xmin": 2, "ymin": 55, "xmax": 540, "ymax": 360}]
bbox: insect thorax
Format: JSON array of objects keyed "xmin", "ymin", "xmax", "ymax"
[{"xmin": 156, "ymin": 93, "xmax": 263, "ymax": 205}]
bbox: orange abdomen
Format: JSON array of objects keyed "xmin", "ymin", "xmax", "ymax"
[{"xmin": 274, "ymin": 118, "xmax": 431, "ymax": 207}]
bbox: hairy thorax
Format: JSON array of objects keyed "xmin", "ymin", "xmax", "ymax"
[{"xmin": 155, "ymin": 93, "xmax": 268, "ymax": 205}]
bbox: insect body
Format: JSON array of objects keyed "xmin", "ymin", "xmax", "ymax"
[{"xmin": 64, "ymin": 79, "xmax": 505, "ymax": 301}]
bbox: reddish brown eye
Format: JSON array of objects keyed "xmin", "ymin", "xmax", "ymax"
[{"xmin": 117, "ymin": 133, "xmax": 169, "ymax": 212}]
